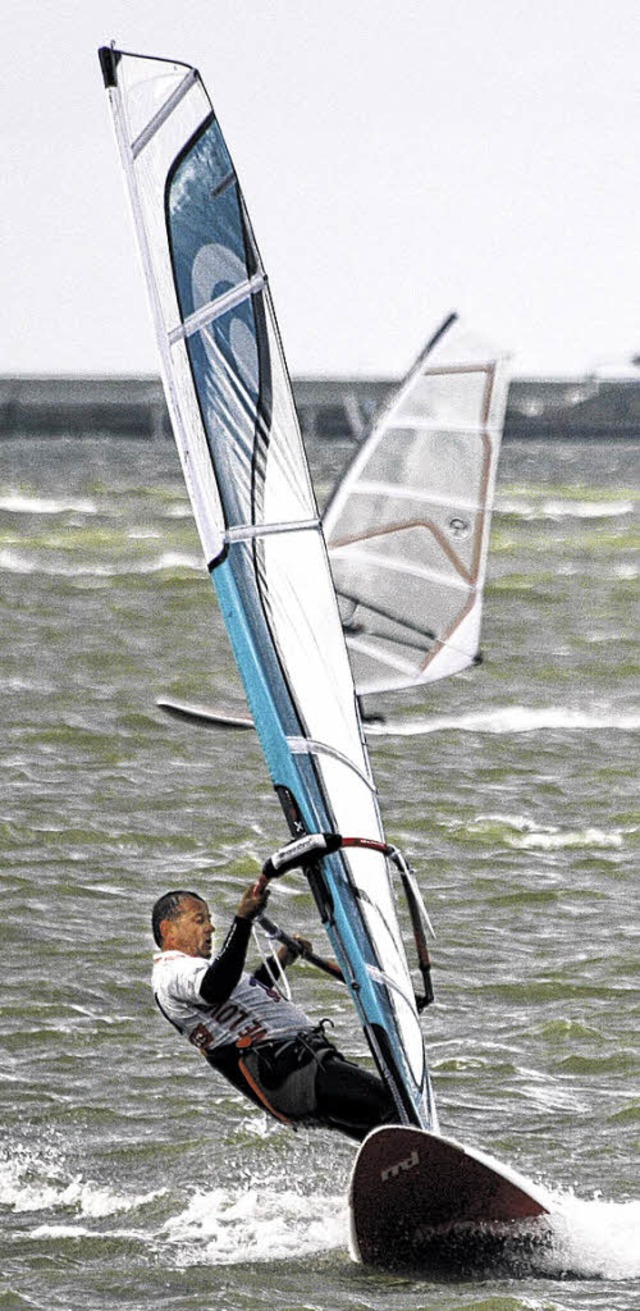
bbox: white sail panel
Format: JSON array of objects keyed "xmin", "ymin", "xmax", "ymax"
[
  {"xmin": 324, "ymin": 317, "xmax": 509, "ymax": 694},
  {"xmin": 103, "ymin": 50, "xmax": 225, "ymax": 562}
]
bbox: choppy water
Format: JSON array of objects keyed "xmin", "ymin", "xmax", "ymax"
[{"xmin": 1, "ymin": 433, "xmax": 638, "ymax": 1311}]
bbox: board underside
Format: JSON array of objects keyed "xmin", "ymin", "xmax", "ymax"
[{"xmin": 349, "ymin": 1126, "xmax": 551, "ymax": 1274}]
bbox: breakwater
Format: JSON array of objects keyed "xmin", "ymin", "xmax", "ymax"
[{"xmin": 1, "ymin": 372, "xmax": 639, "ymax": 442}]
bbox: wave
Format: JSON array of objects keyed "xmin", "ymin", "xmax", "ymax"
[
  {"xmin": 1, "ymin": 1138, "xmax": 343, "ymax": 1266},
  {"xmin": 0, "ymin": 548, "xmax": 202, "ymax": 577},
  {"xmin": 497, "ymin": 496, "xmax": 636, "ymax": 521},
  {"xmin": 165, "ymin": 504, "xmax": 194, "ymax": 519},
  {"xmin": 0, "ymin": 1143, "xmax": 164, "ymax": 1218},
  {"xmin": 451, "ymin": 810, "xmax": 633, "ymax": 851},
  {"xmin": 0, "ymin": 493, "xmax": 97, "ymax": 516},
  {"xmin": 4, "ymin": 1137, "xmax": 639, "ymax": 1280},
  {"xmin": 509, "ymin": 826, "xmax": 625, "ymax": 851},
  {"xmin": 369, "ymin": 704, "xmax": 640, "ymax": 736}
]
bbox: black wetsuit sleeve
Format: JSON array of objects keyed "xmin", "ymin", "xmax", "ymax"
[
  {"xmin": 199, "ymin": 916, "xmax": 253, "ymax": 1004},
  {"xmin": 252, "ymin": 954, "xmax": 282, "ymax": 988}
]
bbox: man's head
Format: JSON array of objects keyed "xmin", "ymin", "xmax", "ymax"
[{"xmin": 151, "ymin": 890, "xmax": 214, "ymax": 958}]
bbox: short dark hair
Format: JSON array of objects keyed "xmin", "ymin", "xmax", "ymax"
[{"xmin": 151, "ymin": 890, "xmax": 203, "ymax": 947}]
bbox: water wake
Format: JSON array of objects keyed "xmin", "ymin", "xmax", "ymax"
[
  {"xmin": 369, "ymin": 704, "xmax": 640, "ymax": 736},
  {"xmin": 161, "ymin": 1183, "xmax": 346, "ymax": 1266},
  {"xmin": 158, "ymin": 1182, "xmax": 640, "ymax": 1279},
  {"xmin": 535, "ymin": 1191, "xmax": 640, "ymax": 1280}
]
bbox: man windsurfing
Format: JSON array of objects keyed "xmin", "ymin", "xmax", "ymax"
[{"xmin": 151, "ymin": 881, "xmax": 395, "ymax": 1140}]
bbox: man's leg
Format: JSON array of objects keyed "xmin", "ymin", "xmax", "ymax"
[{"xmin": 315, "ymin": 1056, "xmax": 396, "ymax": 1141}]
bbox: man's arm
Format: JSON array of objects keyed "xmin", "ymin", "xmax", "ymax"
[
  {"xmin": 199, "ymin": 884, "xmax": 269, "ymax": 1004},
  {"xmin": 252, "ymin": 936, "xmax": 312, "ymax": 988}
]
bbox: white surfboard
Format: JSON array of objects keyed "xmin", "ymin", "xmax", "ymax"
[{"xmin": 157, "ymin": 698, "xmax": 254, "ymax": 731}]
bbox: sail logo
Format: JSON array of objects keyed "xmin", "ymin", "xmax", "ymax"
[{"xmin": 380, "ymin": 1148, "xmax": 420, "ymax": 1182}]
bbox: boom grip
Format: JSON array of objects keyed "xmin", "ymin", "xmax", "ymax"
[{"xmin": 257, "ymin": 831, "xmax": 343, "ymax": 891}]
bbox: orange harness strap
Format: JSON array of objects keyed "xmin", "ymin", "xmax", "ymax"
[{"xmin": 236, "ymin": 1053, "xmax": 294, "ymax": 1126}]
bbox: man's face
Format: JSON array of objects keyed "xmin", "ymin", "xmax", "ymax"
[{"xmin": 163, "ymin": 896, "xmax": 214, "ymax": 959}]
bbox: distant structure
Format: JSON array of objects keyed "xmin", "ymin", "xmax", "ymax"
[{"xmin": 1, "ymin": 373, "xmax": 639, "ymax": 442}]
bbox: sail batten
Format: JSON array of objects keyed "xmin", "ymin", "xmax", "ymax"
[
  {"xmin": 373, "ymin": 418, "xmax": 502, "ymax": 436},
  {"xmin": 345, "ymin": 481, "xmax": 486, "ymax": 513},
  {"xmin": 168, "ymin": 273, "xmax": 267, "ymax": 343},
  {"xmin": 225, "ymin": 518, "xmax": 320, "ymax": 543},
  {"xmin": 334, "ymin": 547, "xmax": 474, "ymax": 591},
  {"xmin": 286, "ymin": 736, "xmax": 377, "ymax": 790},
  {"xmin": 100, "ymin": 46, "xmax": 437, "ymax": 1130},
  {"xmin": 131, "ymin": 67, "xmax": 198, "ymax": 157}
]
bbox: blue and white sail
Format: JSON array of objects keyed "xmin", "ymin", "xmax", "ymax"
[
  {"xmin": 324, "ymin": 315, "xmax": 509, "ymax": 695},
  {"xmin": 99, "ymin": 46, "xmax": 436, "ymax": 1130}
]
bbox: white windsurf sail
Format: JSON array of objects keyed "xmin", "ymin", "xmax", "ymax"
[
  {"xmin": 99, "ymin": 45, "xmax": 437, "ymax": 1130},
  {"xmin": 323, "ymin": 314, "xmax": 509, "ymax": 695}
]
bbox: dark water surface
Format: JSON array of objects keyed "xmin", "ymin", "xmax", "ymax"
[{"xmin": 1, "ymin": 435, "xmax": 638, "ymax": 1310}]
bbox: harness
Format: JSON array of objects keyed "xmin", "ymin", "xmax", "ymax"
[{"xmin": 230, "ymin": 1021, "xmax": 341, "ymax": 1126}]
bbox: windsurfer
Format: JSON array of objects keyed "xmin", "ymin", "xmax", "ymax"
[{"xmin": 151, "ymin": 885, "xmax": 396, "ymax": 1141}]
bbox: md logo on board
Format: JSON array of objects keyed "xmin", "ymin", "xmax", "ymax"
[{"xmin": 380, "ymin": 1149, "xmax": 420, "ymax": 1183}]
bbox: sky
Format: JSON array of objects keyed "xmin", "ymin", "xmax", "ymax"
[{"xmin": 3, "ymin": 1, "xmax": 639, "ymax": 380}]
